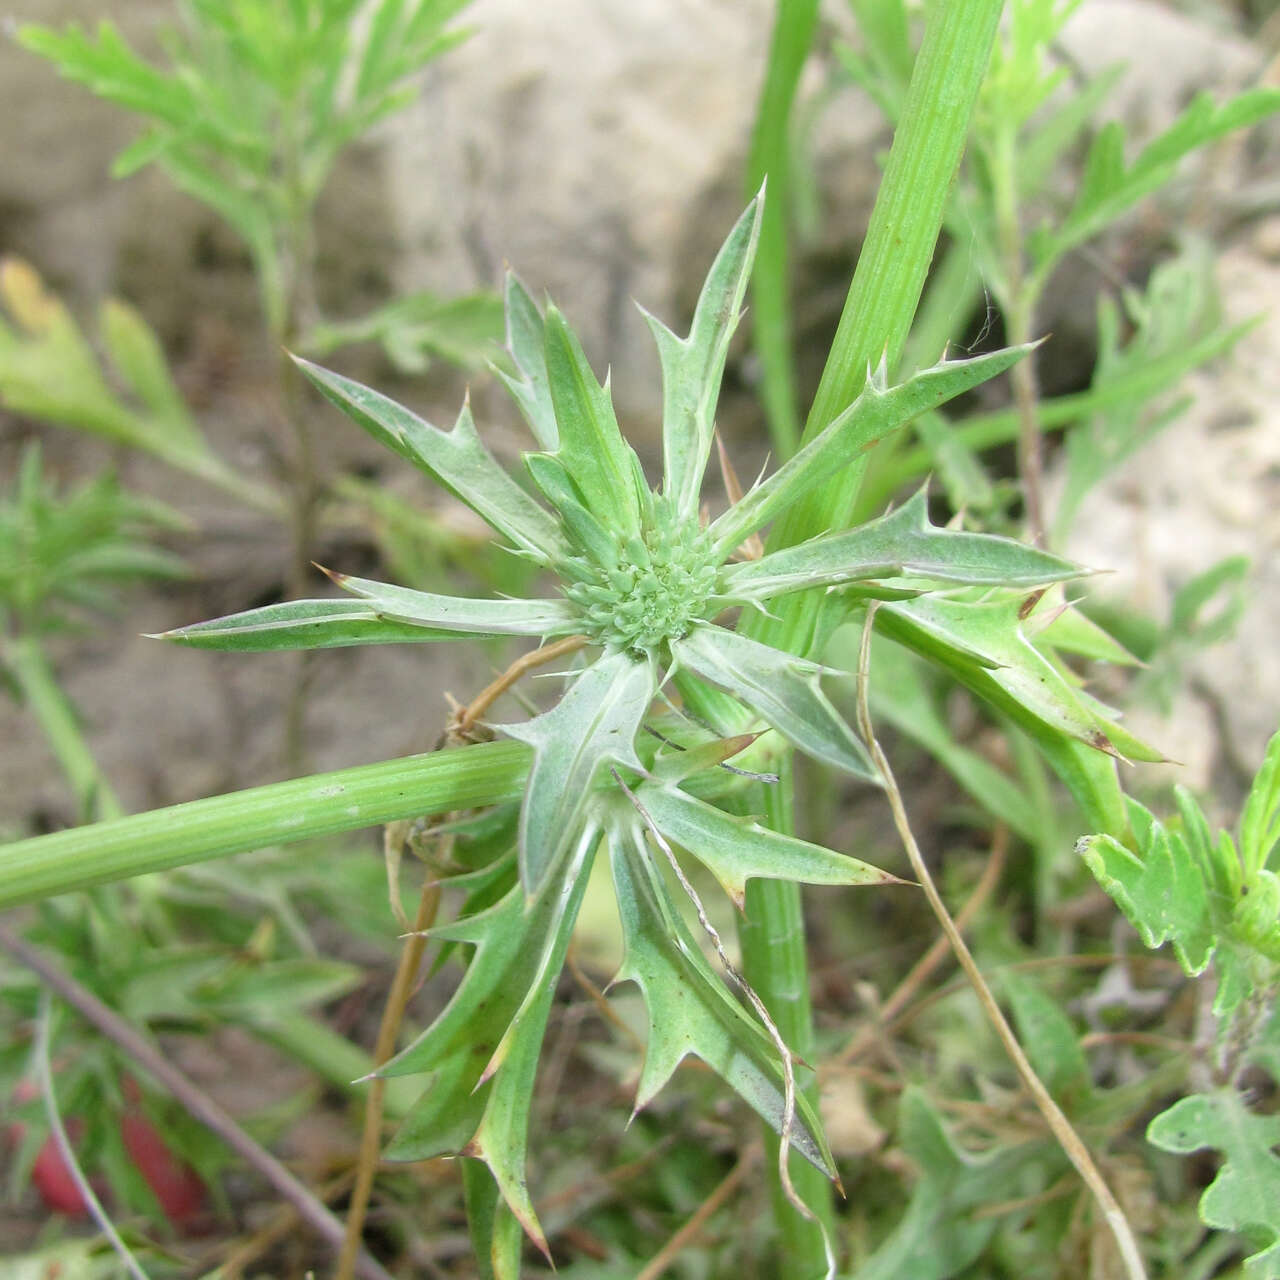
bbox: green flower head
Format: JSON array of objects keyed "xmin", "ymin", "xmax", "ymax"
[{"xmin": 162, "ymin": 191, "xmax": 1083, "ymax": 1244}]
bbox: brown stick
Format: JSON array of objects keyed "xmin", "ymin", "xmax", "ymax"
[
  {"xmin": 853, "ymin": 610, "xmax": 1147, "ymax": 1280},
  {"xmin": 837, "ymin": 824, "xmax": 1008, "ymax": 1066},
  {"xmin": 0, "ymin": 924, "xmax": 394, "ymax": 1280}
]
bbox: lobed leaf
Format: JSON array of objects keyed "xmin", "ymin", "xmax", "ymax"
[
  {"xmin": 1148, "ymin": 1089, "xmax": 1280, "ymax": 1277},
  {"xmin": 501, "ymin": 652, "xmax": 656, "ymax": 896},
  {"xmin": 720, "ymin": 487, "xmax": 1080, "ymax": 602},
  {"xmin": 637, "ymin": 779, "xmax": 900, "ymax": 908},
  {"xmin": 608, "ymin": 821, "xmax": 835, "ymax": 1177},
  {"xmin": 672, "ymin": 624, "xmax": 877, "ymax": 780},
  {"xmin": 294, "ymin": 357, "xmax": 568, "ymax": 563},
  {"xmin": 644, "ymin": 190, "xmax": 764, "ymax": 519},
  {"xmin": 708, "ymin": 343, "xmax": 1035, "ymax": 557},
  {"xmin": 1077, "ymin": 805, "xmax": 1216, "ymax": 976}
]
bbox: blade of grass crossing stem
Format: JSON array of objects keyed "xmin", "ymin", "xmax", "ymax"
[
  {"xmin": 746, "ymin": 0, "xmax": 820, "ymax": 459},
  {"xmin": 761, "ymin": 0, "xmax": 1004, "ymax": 607},
  {"xmin": 737, "ymin": 5, "xmax": 1004, "ymax": 1272}
]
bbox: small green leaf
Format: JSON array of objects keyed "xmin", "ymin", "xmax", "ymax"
[
  {"xmin": 644, "ymin": 190, "xmax": 764, "ymax": 519},
  {"xmin": 1078, "ymin": 808, "xmax": 1216, "ymax": 975},
  {"xmin": 708, "ymin": 344, "xmax": 1035, "ymax": 557},
  {"xmin": 720, "ymin": 487, "xmax": 1079, "ymax": 601},
  {"xmin": 155, "ymin": 598, "xmax": 457, "ymax": 652},
  {"xmin": 673, "ymin": 624, "xmax": 877, "ymax": 780},
  {"xmin": 637, "ymin": 780, "xmax": 899, "ymax": 908},
  {"xmin": 501, "ymin": 652, "xmax": 656, "ymax": 896},
  {"xmin": 294, "ymin": 357, "xmax": 568, "ymax": 563},
  {"xmin": 299, "ymin": 289, "xmax": 503, "ymax": 374},
  {"xmin": 1148, "ymin": 1089, "xmax": 1280, "ymax": 1277},
  {"xmin": 544, "ymin": 305, "xmax": 645, "ymax": 535},
  {"xmin": 608, "ymin": 821, "xmax": 835, "ymax": 1177},
  {"xmin": 328, "ymin": 570, "xmax": 580, "ymax": 637},
  {"xmin": 1001, "ymin": 971, "xmax": 1090, "ymax": 1101}
]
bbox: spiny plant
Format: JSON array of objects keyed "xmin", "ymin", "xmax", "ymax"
[
  {"xmin": 158, "ymin": 190, "xmax": 1090, "ymax": 1263},
  {"xmin": 1080, "ymin": 727, "xmax": 1280, "ymax": 1276}
]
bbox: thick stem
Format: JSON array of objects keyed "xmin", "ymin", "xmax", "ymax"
[
  {"xmin": 739, "ymin": 755, "xmax": 835, "ymax": 1275},
  {"xmin": 735, "ymin": 6, "xmax": 1005, "ymax": 1267},
  {"xmin": 0, "ymin": 740, "xmax": 528, "ymax": 910}
]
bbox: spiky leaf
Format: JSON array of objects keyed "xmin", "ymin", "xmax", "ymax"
[
  {"xmin": 638, "ymin": 780, "xmax": 898, "ymax": 909},
  {"xmin": 497, "ymin": 273, "xmax": 559, "ymax": 450},
  {"xmin": 720, "ymin": 487, "xmax": 1080, "ymax": 601},
  {"xmin": 294, "ymin": 357, "xmax": 568, "ymax": 563},
  {"xmin": 644, "ymin": 190, "xmax": 764, "ymax": 518},
  {"xmin": 158, "ymin": 598, "xmax": 474, "ymax": 651},
  {"xmin": 501, "ymin": 652, "xmax": 656, "ymax": 895},
  {"xmin": 328, "ymin": 571, "xmax": 579, "ymax": 637},
  {"xmin": 672, "ymin": 625, "xmax": 876, "ymax": 780},
  {"xmin": 708, "ymin": 344, "xmax": 1035, "ymax": 557},
  {"xmin": 608, "ymin": 822, "xmax": 835, "ymax": 1177},
  {"xmin": 544, "ymin": 306, "xmax": 645, "ymax": 535}
]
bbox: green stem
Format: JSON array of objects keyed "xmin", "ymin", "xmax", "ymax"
[
  {"xmin": 6, "ymin": 633, "xmax": 124, "ymax": 823},
  {"xmin": 736, "ymin": 7, "xmax": 1004, "ymax": 1267},
  {"xmin": 0, "ymin": 740, "xmax": 528, "ymax": 911},
  {"xmin": 740, "ymin": 754, "xmax": 834, "ymax": 1273},
  {"xmin": 746, "ymin": 0, "xmax": 821, "ymax": 459}
]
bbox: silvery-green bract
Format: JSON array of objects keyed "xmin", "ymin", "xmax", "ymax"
[{"xmin": 163, "ymin": 191, "xmax": 1084, "ymax": 1252}]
